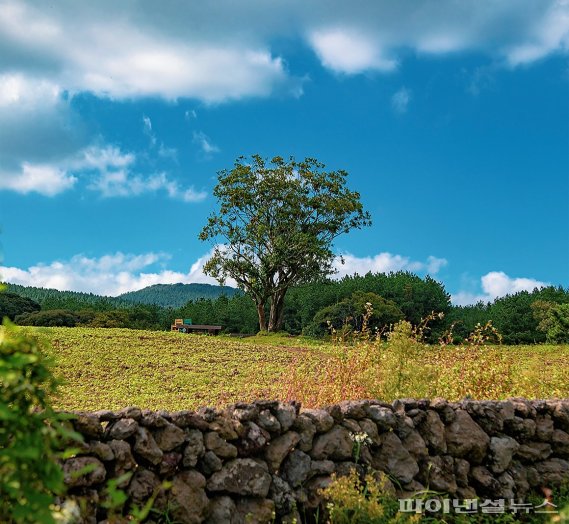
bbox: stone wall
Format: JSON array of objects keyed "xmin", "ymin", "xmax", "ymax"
[{"xmin": 61, "ymin": 398, "xmax": 569, "ymax": 523}]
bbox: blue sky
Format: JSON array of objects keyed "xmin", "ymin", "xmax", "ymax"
[{"xmin": 0, "ymin": 0, "xmax": 567, "ymax": 304}]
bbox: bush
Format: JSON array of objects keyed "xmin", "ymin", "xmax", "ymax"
[
  {"xmin": 15, "ymin": 309, "xmax": 79, "ymax": 327},
  {"xmin": 0, "ymin": 292, "xmax": 41, "ymax": 321},
  {"xmin": 0, "ymin": 320, "xmax": 79, "ymax": 523}
]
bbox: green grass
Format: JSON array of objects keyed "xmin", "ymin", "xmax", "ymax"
[{"xmin": 15, "ymin": 326, "xmax": 569, "ymax": 411}]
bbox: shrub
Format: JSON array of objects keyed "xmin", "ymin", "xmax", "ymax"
[
  {"xmin": 0, "ymin": 320, "xmax": 79, "ymax": 523},
  {"xmin": 0, "ymin": 292, "xmax": 41, "ymax": 321}
]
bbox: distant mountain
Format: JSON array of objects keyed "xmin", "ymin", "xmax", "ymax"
[{"xmin": 118, "ymin": 283, "xmax": 241, "ymax": 308}]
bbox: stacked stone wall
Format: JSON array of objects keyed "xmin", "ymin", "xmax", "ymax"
[{"xmin": 61, "ymin": 398, "xmax": 569, "ymax": 523}]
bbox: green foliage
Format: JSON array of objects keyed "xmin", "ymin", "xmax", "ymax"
[
  {"xmin": 0, "ymin": 320, "xmax": 79, "ymax": 523},
  {"xmin": 310, "ymin": 291, "xmax": 404, "ymax": 336},
  {"xmin": 199, "ymin": 155, "xmax": 371, "ymax": 331},
  {"xmin": 533, "ymin": 301, "xmax": 569, "ymax": 344},
  {"xmin": 0, "ymin": 292, "xmax": 41, "ymax": 321}
]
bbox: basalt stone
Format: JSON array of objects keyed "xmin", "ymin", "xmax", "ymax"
[
  {"xmin": 183, "ymin": 429, "xmax": 205, "ymax": 467},
  {"xmin": 417, "ymin": 456, "xmax": 457, "ymax": 494},
  {"xmin": 510, "ymin": 398, "xmax": 537, "ymax": 419},
  {"xmin": 301, "ymin": 409, "xmax": 334, "ymax": 433},
  {"xmin": 205, "ymin": 431, "xmax": 238, "ymax": 459},
  {"xmin": 454, "ymin": 458, "xmax": 470, "ymax": 488},
  {"xmin": 310, "ymin": 459, "xmax": 335, "ymax": 477},
  {"xmin": 73, "ymin": 414, "xmax": 103, "ymax": 439},
  {"xmin": 159, "ymin": 452, "xmax": 182, "ymax": 476},
  {"xmin": 364, "ymin": 405, "xmax": 396, "ymax": 431},
  {"xmin": 133, "ymin": 426, "xmax": 163, "ymax": 465},
  {"xmin": 107, "ymin": 418, "xmax": 138, "ymax": 440},
  {"xmin": 170, "ymin": 410, "xmax": 209, "ymax": 431},
  {"xmin": 371, "ymin": 432, "xmax": 419, "ymax": 484},
  {"xmin": 207, "ymin": 459, "xmax": 272, "ymax": 497},
  {"xmin": 535, "ymin": 458, "xmax": 569, "ymax": 485},
  {"xmin": 292, "ymin": 414, "xmax": 316, "ymax": 452},
  {"xmin": 265, "ymin": 431, "xmax": 300, "ymax": 472},
  {"xmin": 237, "ymin": 422, "xmax": 270, "ymax": 457},
  {"xmin": 504, "ymin": 417, "xmax": 536, "ymax": 441},
  {"xmin": 445, "ymin": 410, "xmax": 489, "ymax": 464},
  {"xmin": 270, "ymin": 475, "xmax": 296, "ymax": 517},
  {"xmin": 341, "ymin": 418, "xmax": 361, "ymax": 433},
  {"xmin": 93, "ymin": 409, "xmax": 118, "ymax": 422},
  {"xmin": 63, "ymin": 457, "xmax": 106, "ymax": 488},
  {"xmin": 127, "ymin": 468, "xmax": 160, "ymax": 506},
  {"xmin": 273, "ymin": 403, "xmax": 297, "ymax": 432},
  {"xmin": 88, "ymin": 441, "xmax": 114, "ymax": 462},
  {"xmin": 140, "ymin": 411, "xmax": 169, "ymax": 428},
  {"xmin": 304, "ymin": 475, "xmax": 333, "ymax": 509},
  {"xmin": 324, "ymin": 403, "xmax": 342, "ymax": 421},
  {"xmin": 209, "ymin": 416, "xmax": 239, "ymax": 440},
  {"xmin": 168, "ymin": 470, "xmax": 209, "ymax": 524},
  {"xmin": 488, "ymin": 436, "xmax": 519, "ymax": 474},
  {"xmin": 232, "ymin": 403, "xmax": 260, "ymax": 422},
  {"xmin": 153, "ymin": 423, "xmax": 186, "ymax": 452},
  {"xmin": 200, "ymin": 451, "xmax": 223, "ymax": 476},
  {"xmin": 464, "ymin": 401, "xmax": 507, "ymax": 434},
  {"xmin": 117, "ymin": 406, "xmax": 142, "ymax": 421},
  {"xmin": 553, "ymin": 402, "xmax": 569, "ymax": 432},
  {"xmin": 536, "ymin": 415, "xmax": 555, "ymax": 441},
  {"xmin": 402, "ymin": 429, "xmax": 428, "ymax": 459},
  {"xmin": 311, "ymin": 426, "xmax": 353, "ymax": 461},
  {"xmin": 469, "ymin": 466, "xmax": 500, "ymax": 497},
  {"xmin": 552, "ymin": 429, "xmax": 569, "ymax": 457},
  {"xmin": 338, "ymin": 400, "xmax": 369, "ymax": 419},
  {"xmin": 257, "ymin": 409, "xmax": 281, "ymax": 433},
  {"xmin": 417, "ymin": 410, "xmax": 447, "ymax": 454},
  {"xmin": 358, "ymin": 418, "xmax": 380, "ymax": 445},
  {"xmin": 233, "ymin": 498, "xmax": 275, "ymax": 524},
  {"xmin": 108, "ymin": 439, "xmax": 137, "ymax": 481},
  {"xmin": 516, "ymin": 442, "xmax": 552, "ymax": 463},
  {"xmin": 282, "ymin": 449, "xmax": 311, "ymax": 488},
  {"xmin": 206, "ymin": 496, "xmax": 235, "ymax": 524},
  {"xmin": 498, "ymin": 471, "xmax": 516, "ymax": 499}
]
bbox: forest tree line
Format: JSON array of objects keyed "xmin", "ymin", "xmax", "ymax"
[{"xmin": 2, "ymin": 271, "xmax": 568, "ymax": 344}]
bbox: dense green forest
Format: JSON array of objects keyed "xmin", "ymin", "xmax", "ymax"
[{"xmin": 2, "ymin": 273, "xmax": 568, "ymax": 343}]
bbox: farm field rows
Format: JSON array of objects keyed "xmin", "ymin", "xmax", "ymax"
[{"xmin": 29, "ymin": 326, "xmax": 569, "ymax": 411}]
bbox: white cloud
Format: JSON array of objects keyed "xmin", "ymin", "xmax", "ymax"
[
  {"xmin": 309, "ymin": 29, "xmax": 397, "ymax": 74},
  {"xmin": 192, "ymin": 131, "xmax": 220, "ymax": 156},
  {"xmin": 452, "ymin": 270, "xmax": 549, "ymax": 305},
  {"xmin": 0, "ymin": 250, "xmax": 233, "ymax": 296},
  {"xmin": 391, "ymin": 87, "xmax": 411, "ymax": 113},
  {"xmin": 0, "ymin": 162, "xmax": 77, "ymax": 196},
  {"xmin": 332, "ymin": 251, "xmax": 447, "ymax": 279}
]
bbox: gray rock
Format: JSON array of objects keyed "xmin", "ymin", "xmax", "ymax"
[
  {"xmin": 273, "ymin": 403, "xmax": 297, "ymax": 432},
  {"xmin": 454, "ymin": 458, "xmax": 470, "ymax": 488},
  {"xmin": 73, "ymin": 414, "xmax": 103, "ymax": 439},
  {"xmin": 509, "ymin": 461, "xmax": 530, "ymax": 498},
  {"xmin": 117, "ymin": 406, "xmax": 142, "ymax": 421},
  {"xmin": 304, "ymin": 475, "xmax": 333, "ymax": 509},
  {"xmin": 394, "ymin": 415, "xmax": 415, "ymax": 440},
  {"xmin": 63, "ymin": 457, "xmax": 106, "ymax": 488},
  {"xmin": 553, "ymin": 402, "xmax": 569, "ymax": 432},
  {"xmin": 445, "ymin": 409, "xmax": 489, "ymax": 464},
  {"xmin": 205, "ymin": 431, "xmax": 238, "ymax": 459},
  {"xmin": 88, "ymin": 441, "xmax": 114, "ymax": 462},
  {"xmin": 258, "ymin": 409, "xmax": 281, "ymax": 433},
  {"xmin": 153, "ymin": 422, "xmax": 186, "ymax": 451},
  {"xmin": 206, "ymin": 496, "xmax": 235, "ymax": 524},
  {"xmin": 209, "ymin": 416, "xmax": 239, "ymax": 440},
  {"xmin": 140, "ymin": 411, "xmax": 169, "ymax": 428},
  {"xmin": 504, "ymin": 416, "xmax": 536, "ymax": 441},
  {"xmin": 417, "ymin": 410, "xmax": 447, "ymax": 454},
  {"xmin": 282, "ymin": 449, "xmax": 312, "ymax": 488},
  {"xmin": 310, "ymin": 460, "xmax": 335, "ymax": 477},
  {"xmin": 358, "ymin": 418, "xmax": 380, "ymax": 445},
  {"xmin": 207, "ymin": 459, "xmax": 272, "ymax": 497},
  {"xmin": 552, "ymin": 429, "xmax": 569, "ymax": 457},
  {"xmin": 292, "ymin": 414, "xmax": 317, "ymax": 452},
  {"xmin": 170, "ymin": 410, "xmax": 209, "ymax": 430},
  {"xmin": 535, "ymin": 458, "xmax": 569, "ymax": 485},
  {"xmin": 489, "ymin": 436, "xmax": 519, "ymax": 474},
  {"xmin": 536, "ymin": 415, "xmax": 555, "ymax": 441},
  {"xmin": 265, "ymin": 431, "xmax": 300, "ymax": 472},
  {"xmin": 183, "ymin": 429, "xmax": 205, "ymax": 467},
  {"xmin": 417, "ymin": 456, "xmax": 457, "ymax": 493},
  {"xmin": 127, "ymin": 468, "xmax": 160, "ymax": 506},
  {"xmin": 200, "ymin": 450, "xmax": 223, "ymax": 476},
  {"xmin": 270, "ymin": 475, "xmax": 296, "ymax": 517},
  {"xmin": 108, "ymin": 439, "xmax": 137, "ymax": 480},
  {"xmin": 338, "ymin": 400, "xmax": 369, "ymax": 419},
  {"xmin": 365, "ymin": 405, "xmax": 396, "ymax": 431},
  {"xmin": 107, "ymin": 418, "xmax": 138, "ymax": 440},
  {"xmin": 311, "ymin": 426, "xmax": 353, "ymax": 461},
  {"xmin": 301, "ymin": 409, "xmax": 334, "ymax": 433},
  {"xmin": 342, "ymin": 418, "xmax": 361, "ymax": 433},
  {"xmin": 470, "ymin": 466, "xmax": 500, "ymax": 496},
  {"xmin": 233, "ymin": 498, "xmax": 275, "ymax": 524},
  {"xmin": 510, "ymin": 398, "xmax": 537, "ymax": 419},
  {"xmin": 133, "ymin": 426, "xmax": 163, "ymax": 465},
  {"xmin": 402, "ymin": 429, "xmax": 428, "ymax": 459},
  {"xmin": 371, "ymin": 432, "xmax": 419, "ymax": 484},
  {"xmin": 168, "ymin": 470, "xmax": 209, "ymax": 524},
  {"xmin": 238, "ymin": 422, "xmax": 270, "ymax": 456},
  {"xmin": 516, "ymin": 442, "xmax": 552, "ymax": 462},
  {"xmin": 159, "ymin": 452, "xmax": 182, "ymax": 477},
  {"xmin": 498, "ymin": 471, "xmax": 516, "ymax": 499},
  {"xmin": 232, "ymin": 404, "xmax": 259, "ymax": 422}
]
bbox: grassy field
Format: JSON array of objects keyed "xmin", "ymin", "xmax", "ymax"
[{"xmin": 26, "ymin": 326, "xmax": 569, "ymax": 411}]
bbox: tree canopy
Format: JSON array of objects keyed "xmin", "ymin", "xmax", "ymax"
[{"xmin": 199, "ymin": 155, "xmax": 371, "ymax": 331}]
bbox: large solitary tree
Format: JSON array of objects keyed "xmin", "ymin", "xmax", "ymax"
[{"xmin": 199, "ymin": 155, "xmax": 371, "ymax": 332}]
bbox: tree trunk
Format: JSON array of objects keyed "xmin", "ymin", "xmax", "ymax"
[
  {"xmin": 268, "ymin": 289, "xmax": 287, "ymax": 332},
  {"xmin": 256, "ymin": 301, "xmax": 267, "ymax": 332}
]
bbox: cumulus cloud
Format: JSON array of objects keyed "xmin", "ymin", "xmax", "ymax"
[
  {"xmin": 0, "ymin": 250, "xmax": 231, "ymax": 296},
  {"xmin": 391, "ymin": 87, "xmax": 411, "ymax": 113},
  {"xmin": 452, "ymin": 270, "xmax": 549, "ymax": 305},
  {"xmin": 332, "ymin": 252, "xmax": 447, "ymax": 279}
]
